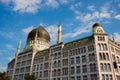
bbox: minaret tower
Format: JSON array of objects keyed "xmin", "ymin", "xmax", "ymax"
[
  {"xmin": 12, "ymin": 40, "xmax": 21, "ymax": 80},
  {"xmin": 16, "ymin": 40, "xmax": 21, "ymax": 54},
  {"xmin": 57, "ymin": 23, "xmax": 62, "ymax": 44}
]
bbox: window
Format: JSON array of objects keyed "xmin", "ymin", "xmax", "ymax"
[
  {"xmin": 58, "ymin": 60, "xmax": 61, "ymax": 67},
  {"xmin": 77, "ymin": 49, "xmax": 80, "ymax": 54},
  {"xmin": 82, "ymin": 65, "xmax": 87, "ymax": 73},
  {"xmin": 98, "ymin": 43, "xmax": 101, "ymax": 50},
  {"xmin": 83, "ymin": 75, "xmax": 87, "ymax": 80},
  {"xmin": 91, "ymin": 74, "xmax": 97, "ymax": 80},
  {"xmin": 102, "ymin": 74, "xmax": 105, "ymax": 80},
  {"xmin": 99, "ymin": 53, "xmax": 102, "ymax": 60},
  {"xmin": 77, "ymin": 76, "xmax": 81, "ymax": 80},
  {"xmin": 107, "ymin": 63, "xmax": 111, "ymax": 71},
  {"xmin": 104, "ymin": 64, "xmax": 107, "ymax": 71},
  {"xmin": 83, "ymin": 47, "xmax": 86, "ymax": 53},
  {"xmin": 89, "ymin": 53, "xmax": 95, "ymax": 61},
  {"xmin": 58, "ymin": 52, "xmax": 61, "ymax": 58},
  {"xmin": 57, "ymin": 69, "xmax": 60, "ymax": 76},
  {"xmin": 62, "ymin": 68, "xmax": 68, "ymax": 75},
  {"xmin": 70, "ymin": 77, "xmax": 75, "ymax": 80},
  {"xmin": 63, "ymin": 59, "xmax": 68, "ymax": 66},
  {"xmin": 90, "ymin": 63, "xmax": 96, "ymax": 72},
  {"xmin": 100, "ymin": 63, "xmax": 104, "ymax": 71},
  {"xmin": 82, "ymin": 55, "xmax": 86, "ymax": 63},
  {"xmin": 106, "ymin": 53, "xmax": 109, "ymax": 60},
  {"xmin": 39, "ymin": 72, "xmax": 42, "ymax": 78},
  {"xmin": 71, "ymin": 58, "xmax": 74, "ymax": 65},
  {"xmin": 76, "ymin": 57, "xmax": 80, "ymax": 64},
  {"xmin": 88, "ymin": 45, "xmax": 94, "ymax": 52},
  {"xmin": 109, "ymin": 75, "xmax": 113, "ymax": 80},
  {"xmin": 103, "ymin": 53, "xmax": 106, "ymax": 60},
  {"xmin": 76, "ymin": 66, "xmax": 80, "ymax": 73},
  {"xmin": 71, "ymin": 67, "xmax": 75, "ymax": 74},
  {"xmin": 106, "ymin": 74, "xmax": 109, "ymax": 80}
]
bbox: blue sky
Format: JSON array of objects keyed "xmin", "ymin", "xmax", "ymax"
[{"xmin": 0, "ymin": 0, "xmax": 120, "ymax": 72}]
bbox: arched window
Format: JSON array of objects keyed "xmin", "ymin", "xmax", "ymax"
[
  {"xmin": 104, "ymin": 63, "xmax": 107, "ymax": 71},
  {"xmin": 106, "ymin": 53, "xmax": 109, "ymax": 60},
  {"xmin": 93, "ymin": 63, "xmax": 96, "ymax": 71},
  {"xmin": 104, "ymin": 44, "xmax": 108, "ymax": 50},
  {"xmin": 98, "ymin": 36, "xmax": 100, "ymax": 41},
  {"xmin": 107, "ymin": 63, "xmax": 111, "ymax": 71},
  {"xmin": 58, "ymin": 69, "xmax": 60, "ymax": 76},
  {"xmin": 54, "ymin": 53, "xmax": 57, "ymax": 59},
  {"xmin": 54, "ymin": 61, "xmax": 57, "ymax": 68},
  {"xmin": 90, "ymin": 64, "xmax": 93, "ymax": 72},
  {"xmin": 58, "ymin": 52, "xmax": 61, "ymax": 58},
  {"xmin": 103, "ymin": 37, "xmax": 105, "ymax": 41},
  {"xmin": 103, "ymin": 53, "xmax": 106, "ymax": 60},
  {"xmin": 98, "ymin": 43, "xmax": 101, "ymax": 50},
  {"xmin": 58, "ymin": 60, "xmax": 61, "ymax": 67},
  {"xmin": 106, "ymin": 74, "xmax": 109, "ymax": 80},
  {"xmin": 54, "ymin": 70, "xmax": 56, "ymax": 76},
  {"xmin": 100, "ymin": 37, "xmax": 102, "ymax": 41},
  {"xmin": 100, "ymin": 63, "xmax": 103, "ymax": 71},
  {"xmin": 92, "ymin": 53, "xmax": 95, "ymax": 61},
  {"xmin": 99, "ymin": 53, "xmax": 102, "ymax": 60},
  {"xmin": 101, "ymin": 44, "xmax": 104, "ymax": 50}
]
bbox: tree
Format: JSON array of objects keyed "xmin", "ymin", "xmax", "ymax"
[
  {"xmin": 0, "ymin": 72, "xmax": 10, "ymax": 80},
  {"xmin": 24, "ymin": 73, "xmax": 36, "ymax": 80}
]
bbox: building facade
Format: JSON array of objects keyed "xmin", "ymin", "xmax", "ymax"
[{"xmin": 7, "ymin": 23, "xmax": 120, "ymax": 80}]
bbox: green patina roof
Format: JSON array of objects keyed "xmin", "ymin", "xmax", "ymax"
[
  {"xmin": 64, "ymin": 35, "xmax": 94, "ymax": 49},
  {"xmin": 35, "ymin": 49, "xmax": 49, "ymax": 58}
]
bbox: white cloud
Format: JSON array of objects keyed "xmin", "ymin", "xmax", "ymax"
[
  {"xmin": 70, "ymin": 2, "xmax": 82, "ymax": 11},
  {"xmin": 0, "ymin": 0, "xmax": 11, "ymax": 4},
  {"xmin": 45, "ymin": 0, "xmax": 59, "ymax": 8},
  {"xmin": 22, "ymin": 26, "xmax": 34, "ymax": 35},
  {"xmin": 0, "ymin": 31, "xmax": 14, "ymax": 38},
  {"xmin": 87, "ymin": 5, "xmax": 95, "ymax": 11},
  {"xmin": 63, "ymin": 22, "xmax": 94, "ymax": 39},
  {"xmin": 59, "ymin": 0, "xmax": 69, "ymax": 4},
  {"xmin": 1, "ymin": 0, "xmax": 73, "ymax": 13},
  {"xmin": 114, "ymin": 15, "xmax": 120, "ymax": 20},
  {"xmin": 113, "ymin": 33, "xmax": 120, "ymax": 43},
  {"xmin": 46, "ymin": 25, "xmax": 58, "ymax": 43},
  {"xmin": 12, "ymin": 0, "xmax": 42, "ymax": 13},
  {"xmin": 8, "ymin": 56, "xmax": 14, "ymax": 61},
  {"xmin": 0, "ymin": 65, "xmax": 7, "ymax": 72},
  {"xmin": 6, "ymin": 44, "xmax": 15, "ymax": 50}
]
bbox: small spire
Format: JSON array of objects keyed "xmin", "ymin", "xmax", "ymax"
[
  {"xmin": 17, "ymin": 40, "xmax": 22, "ymax": 54},
  {"xmin": 112, "ymin": 33, "xmax": 115, "ymax": 41},
  {"xmin": 57, "ymin": 23, "xmax": 62, "ymax": 44}
]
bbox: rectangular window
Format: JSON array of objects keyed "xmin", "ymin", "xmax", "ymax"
[
  {"xmin": 70, "ymin": 77, "xmax": 75, "ymax": 80},
  {"xmin": 77, "ymin": 76, "xmax": 81, "ymax": 80},
  {"xmin": 71, "ymin": 67, "xmax": 75, "ymax": 74},
  {"xmin": 82, "ymin": 55, "xmax": 86, "ymax": 63},
  {"xmin": 71, "ymin": 58, "xmax": 74, "ymax": 65},
  {"xmin": 76, "ymin": 57, "xmax": 80, "ymax": 64},
  {"xmin": 83, "ymin": 75, "xmax": 87, "ymax": 80},
  {"xmin": 82, "ymin": 65, "xmax": 87, "ymax": 73},
  {"xmin": 76, "ymin": 66, "xmax": 80, "ymax": 74}
]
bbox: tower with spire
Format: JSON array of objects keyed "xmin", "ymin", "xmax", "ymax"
[{"xmin": 57, "ymin": 23, "xmax": 62, "ymax": 44}]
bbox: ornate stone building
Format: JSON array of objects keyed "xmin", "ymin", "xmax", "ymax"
[{"xmin": 7, "ymin": 23, "xmax": 120, "ymax": 80}]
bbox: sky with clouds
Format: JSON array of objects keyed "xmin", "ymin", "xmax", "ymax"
[{"xmin": 0, "ymin": 0, "xmax": 120, "ymax": 72}]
